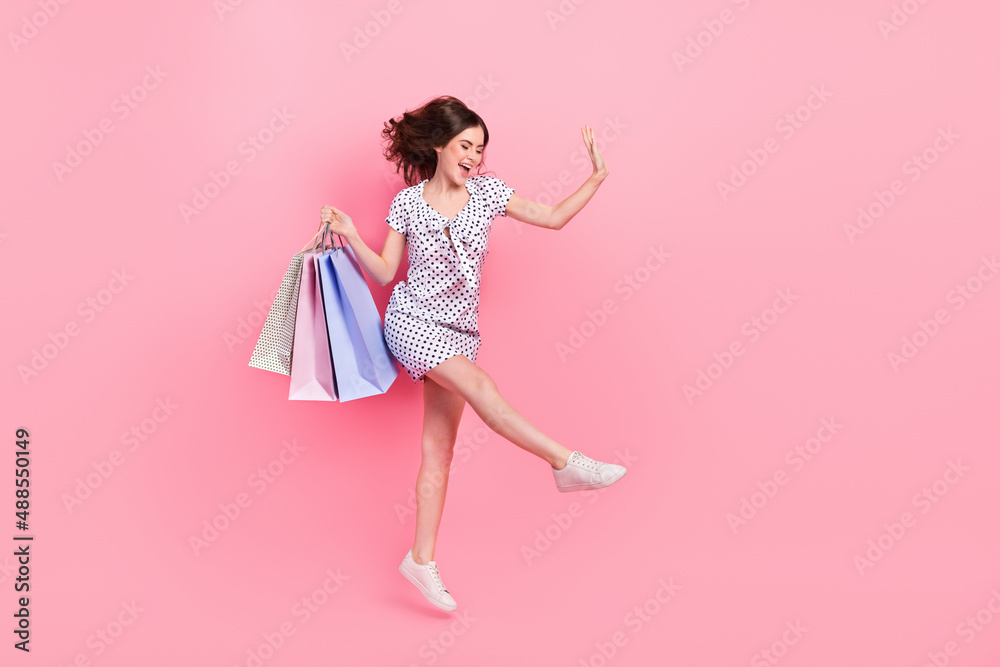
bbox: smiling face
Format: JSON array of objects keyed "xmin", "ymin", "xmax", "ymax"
[{"xmin": 435, "ymin": 125, "xmax": 485, "ymax": 183}]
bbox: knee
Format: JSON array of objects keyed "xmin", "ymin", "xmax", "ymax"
[
  {"xmin": 421, "ymin": 437, "xmax": 456, "ymax": 466},
  {"xmin": 466, "ymin": 369, "xmax": 499, "ymax": 404}
]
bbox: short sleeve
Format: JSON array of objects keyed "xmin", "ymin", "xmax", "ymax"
[
  {"xmin": 385, "ymin": 190, "xmax": 408, "ymax": 235},
  {"xmin": 481, "ymin": 176, "xmax": 515, "ymax": 218}
]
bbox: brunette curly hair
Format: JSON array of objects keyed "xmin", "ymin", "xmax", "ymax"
[{"xmin": 381, "ymin": 96, "xmax": 490, "ymax": 186}]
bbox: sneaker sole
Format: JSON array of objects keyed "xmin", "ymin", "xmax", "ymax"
[
  {"xmin": 556, "ymin": 468, "xmax": 627, "ymax": 493},
  {"xmin": 398, "ymin": 564, "xmax": 457, "ymax": 612}
]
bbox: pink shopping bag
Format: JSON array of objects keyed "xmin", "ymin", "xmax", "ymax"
[{"xmin": 288, "ymin": 245, "xmax": 338, "ymax": 401}]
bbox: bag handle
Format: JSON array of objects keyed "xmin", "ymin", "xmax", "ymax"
[{"xmin": 300, "ymin": 222, "xmax": 346, "ymax": 253}]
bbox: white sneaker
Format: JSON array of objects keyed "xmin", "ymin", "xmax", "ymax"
[
  {"xmin": 399, "ymin": 549, "xmax": 457, "ymax": 612},
  {"xmin": 552, "ymin": 451, "xmax": 627, "ymax": 493}
]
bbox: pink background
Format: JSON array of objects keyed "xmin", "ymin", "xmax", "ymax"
[{"xmin": 3, "ymin": 0, "xmax": 999, "ymax": 665}]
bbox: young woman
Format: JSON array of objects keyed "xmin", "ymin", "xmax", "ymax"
[{"xmin": 319, "ymin": 95, "xmax": 626, "ymax": 612}]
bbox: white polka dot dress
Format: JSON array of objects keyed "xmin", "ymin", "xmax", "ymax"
[{"xmin": 383, "ymin": 175, "xmax": 515, "ymax": 383}]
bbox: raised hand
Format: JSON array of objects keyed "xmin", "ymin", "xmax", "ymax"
[{"xmin": 582, "ymin": 125, "xmax": 609, "ymax": 181}]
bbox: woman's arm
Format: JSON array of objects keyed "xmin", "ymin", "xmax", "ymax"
[
  {"xmin": 347, "ymin": 227, "xmax": 406, "ymax": 287},
  {"xmin": 504, "ymin": 125, "xmax": 609, "ymax": 230},
  {"xmin": 505, "ymin": 174, "xmax": 606, "ymax": 230},
  {"xmin": 320, "ymin": 206, "xmax": 406, "ymax": 287}
]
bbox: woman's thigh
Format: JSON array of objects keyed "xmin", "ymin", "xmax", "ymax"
[
  {"xmin": 421, "ymin": 369, "xmax": 467, "ymax": 451},
  {"xmin": 423, "ymin": 354, "xmax": 495, "ymax": 403}
]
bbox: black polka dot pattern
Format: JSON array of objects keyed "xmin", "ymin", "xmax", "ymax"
[
  {"xmin": 383, "ymin": 175, "xmax": 515, "ymax": 383},
  {"xmin": 249, "ymin": 251, "xmax": 305, "ymax": 376}
]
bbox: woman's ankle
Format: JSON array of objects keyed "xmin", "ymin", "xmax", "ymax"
[{"xmin": 551, "ymin": 449, "xmax": 573, "ymax": 470}]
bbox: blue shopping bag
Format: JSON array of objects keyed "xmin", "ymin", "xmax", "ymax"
[
  {"xmin": 315, "ymin": 238, "xmax": 398, "ymax": 401},
  {"xmin": 329, "ymin": 243, "xmax": 400, "ymax": 390}
]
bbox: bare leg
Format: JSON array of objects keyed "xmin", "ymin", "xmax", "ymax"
[
  {"xmin": 410, "ymin": 374, "xmax": 466, "ymax": 565},
  {"xmin": 423, "ymin": 355, "xmax": 574, "ymax": 470}
]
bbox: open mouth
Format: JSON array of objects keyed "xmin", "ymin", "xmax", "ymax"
[{"xmin": 458, "ymin": 162, "xmax": 472, "ymax": 176}]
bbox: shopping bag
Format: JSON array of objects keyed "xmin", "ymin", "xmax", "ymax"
[
  {"xmin": 288, "ymin": 245, "xmax": 338, "ymax": 401},
  {"xmin": 329, "ymin": 243, "xmax": 399, "ymax": 391},
  {"xmin": 316, "ymin": 241, "xmax": 397, "ymax": 401},
  {"xmin": 248, "ymin": 252, "xmax": 304, "ymax": 376}
]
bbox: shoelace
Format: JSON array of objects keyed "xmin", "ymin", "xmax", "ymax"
[
  {"xmin": 571, "ymin": 452, "xmax": 601, "ymax": 472},
  {"xmin": 427, "ymin": 562, "xmax": 450, "ymax": 594}
]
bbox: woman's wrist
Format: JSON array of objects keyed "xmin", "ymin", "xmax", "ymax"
[{"xmin": 337, "ymin": 226, "xmax": 361, "ymax": 247}]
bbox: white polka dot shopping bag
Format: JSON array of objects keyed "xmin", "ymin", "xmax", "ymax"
[{"xmin": 247, "ymin": 235, "xmax": 315, "ymax": 376}]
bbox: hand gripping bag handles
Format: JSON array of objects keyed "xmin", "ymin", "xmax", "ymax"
[{"xmin": 315, "ymin": 224, "xmax": 400, "ymax": 402}]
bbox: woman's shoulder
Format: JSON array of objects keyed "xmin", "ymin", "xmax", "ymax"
[
  {"xmin": 388, "ymin": 181, "xmax": 424, "ymax": 210},
  {"xmin": 394, "ymin": 180, "xmax": 424, "ymax": 197},
  {"xmin": 469, "ymin": 174, "xmax": 509, "ymax": 192}
]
